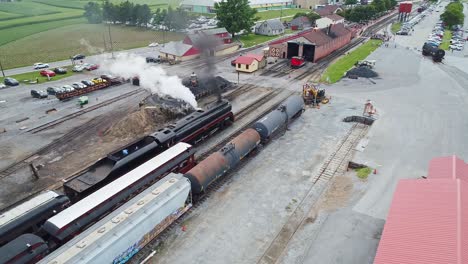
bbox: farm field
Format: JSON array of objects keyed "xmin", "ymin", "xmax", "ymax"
[
  {"xmin": 256, "ymin": 8, "xmax": 310, "ymax": 20},
  {"xmin": 0, "ymin": 24, "xmax": 184, "ymax": 69}
]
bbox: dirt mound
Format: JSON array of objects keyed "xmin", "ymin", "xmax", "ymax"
[
  {"xmin": 105, "ymin": 95, "xmax": 194, "ymax": 140},
  {"xmin": 346, "ymin": 66, "xmax": 378, "ymax": 79}
]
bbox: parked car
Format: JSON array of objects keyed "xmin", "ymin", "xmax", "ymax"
[
  {"xmin": 148, "ymin": 42, "xmax": 159, "ymax": 47},
  {"xmin": 4, "ymin": 77, "xmax": 19, "ymax": 86},
  {"xmin": 231, "ymin": 59, "xmax": 237, "ymax": 66},
  {"xmin": 72, "ymin": 64, "xmax": 86, "ymax": 72},
  {"xmin": 46, "ymin": 86, "xmax": 62, "ymax": 95},
  {"xmin": 81, "ymin": 80, "xmax": 94, "ymax": 86},
  {"xmin": 40, "ymin": 70, "xmax": 56, "ymax": 77},
  {"xmin": 146, "ymin": 56, "xmax": 161, "ymax": 63},
  {"xmin": 72, "ymin": 82, "xmax": 86, "ymax": 89},
  {"xmin": 61, "ymin": 85, "xmax": 74, "ymax": 92},
  {"xmin": 71, "ymin": 54, "xmax": 85, "ymax": 60},
  {"xmin": 0, "ymin": 83, "xmax": 6, "ymax": 89},
  {"xmin": 85, "ymin": 64, "xmax": 99, "ymax": 71},
  {"xmin": 91, "ymin": 78, "xmax": 107, "ymax": 84},
  {"xmin": 53, "ymin": 67, "xmax": 67, "ymax": 74},
  {"xmin": 33, "ymin": 63, "xmax": 49, "ymax": 69},
  {"xmin": 31, "ymin": 89, "xmax": 48, "ymax": 99},
  {"xmin": 396, "ymin": 30, "xmax": 408, "ymax": 35}
]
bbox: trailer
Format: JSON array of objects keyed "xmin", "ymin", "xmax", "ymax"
[{"xmin": 56, "ymin": 82, "xmax": 111, "ymax": 101}]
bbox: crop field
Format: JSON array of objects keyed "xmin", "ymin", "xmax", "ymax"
[
  {"xmin": 0, "ymin": 10, "xmax": 82, "ymax": 30},
  {"xmin": 0, "ymin": 24, "xmax": 184, "ymax": 69},
  {"xmin": 0, "ymin": 1, "xmax": 64, "ymax": 16},
  {"xmin": 32, "ymin": 0, "xmax": 89, "ymax": 9},
  {"xmin": 255, "ymin": 8, "xmax": 310, "ymax": 20}
]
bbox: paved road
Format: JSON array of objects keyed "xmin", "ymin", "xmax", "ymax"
[{"xmin": 2, "ymin": 46, "xmax": 159, "ymax": 76}]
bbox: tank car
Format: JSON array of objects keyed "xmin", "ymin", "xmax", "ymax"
[
  {"xmin": 0, "ymin": 234, "xmax": 49, "ymax": 264},
  {"xmin": 0, "ymin": 191, "xmax": 70, "ymax": 246},
  {"xmin": 185, "ymin": 128, "xmax": 261, "ymax": 194},
  {"xmin": 253, "ymin": 95, "xmax": 304, "ymax": 141}
]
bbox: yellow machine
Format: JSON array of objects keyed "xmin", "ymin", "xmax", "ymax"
[{"xmin": 302, "ymin": 83, "xmax": 328, "ymax": 106}]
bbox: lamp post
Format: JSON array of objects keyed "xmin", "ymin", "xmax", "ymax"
[{"xmin": 0, "ymin": 57, "xmax": 5, "ymax": 78}]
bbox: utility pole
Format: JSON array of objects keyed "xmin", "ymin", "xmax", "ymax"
[
  {"xmin": 0, "ymin": 57, "xmax": 5, "ymax": 78},
  {"xmin": 108, "ymin": 23, "xmax": 115, "ymax": 59}
]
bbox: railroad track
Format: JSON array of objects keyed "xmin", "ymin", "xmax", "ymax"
[
  {"xmin": 257, "ymin": 122, "xmax": 370, "ymax": 264},
  {"xmin": 27, "ymin": 89, "xmax": 145, "ymax": 134}
]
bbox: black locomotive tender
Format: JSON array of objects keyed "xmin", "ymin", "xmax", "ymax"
[
  {"xmin": 63, "ymin": 99, "xmax": 234, "ymax": 201},
  {"xmin": 0, "ymin": 234, "xmax": 49, "ymax": 264}
]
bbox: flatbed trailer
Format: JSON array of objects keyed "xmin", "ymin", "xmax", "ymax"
[{"xmin": 56, "ymin": 82, "xmax": 111, "ymax": 101}]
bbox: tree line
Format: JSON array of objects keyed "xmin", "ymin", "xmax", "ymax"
[
  {"xmin": 84, "ymin": 1, "xmax": 190, "ymax": 31},
  {"xmin": 441, "ymin": 1, "xmax": 464, "ymax": 28},
  {"xmin": 337, "ymin": 0, "xmax": 397, "ymax": 23}
]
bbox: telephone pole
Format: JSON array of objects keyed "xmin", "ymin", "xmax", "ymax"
[
  {"xmin": 108, "ymin": 23, "xmax": 114, "ymax": 59},
  {"xmin": 0, "ymin": 57, "xmax": 5, "ymax": 78}
]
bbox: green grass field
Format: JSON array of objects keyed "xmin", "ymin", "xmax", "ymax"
[
  {"xmin": 0, "ymin": 67, "xmax": 75, "ymax": 85},
  {"xmin": 439, "ymin": 30, "xmax": 452, "ymax": 50},
  {"xmin": 256, "ymin": 8, "xmax": 310, "ymax": 20},
  {"xmin": 31, "ymin": 0, "xmax": 88, "ymax": 9},
  {"xmin": 0, "ymin": 1, "xmax": 64, "ymax": 15},
  {"xmin": 239, "ymin": 34, "xmax": 279, "ymax": 48},
  {"xmin": 0, "ymin": 24, "xmax": 184, "ymax": 69},
  {"xmin": 391, "ymin": 22, "xmax": 401, "ymax": 33},
  {"xmin": 321, "ymin": 39, "xmax": 383, "ymax": 84},
  {"xmin": 0, "ymin": 10, "xmax": 82, "ymax": 30}
]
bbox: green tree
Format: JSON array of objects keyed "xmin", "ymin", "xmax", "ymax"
[
  {"xmin": 345, "ymin": 0, "xmax": 358, "ymax": 5},
  {"xmin": 138, "ymin": 4, "xmax": 152, "ymax": 27},
  {"xmin": 293, "ymin": 12, "xmax": 307, "ymax": 19},
  {"xmin": 103, "ymin": 1, "xmax": 117, "ymax": 23},
  {"xmin": 130, "ymin": 4, "xmax": 140, "ymax": 25},
  {"xmin": 372, "ymin": 0, "xmax": 387, "ymax": 13},
  {"xmin": 84, "ymin": 2, "xmax": 102, "ymax": 24},
  {"xmin": 118, "ymin": 1, "xmax": 133, "ymax": 24},
  {"xmin": 215, "ymin": 0, "xmax": 257, "ymax": 38},
  {"xmin": 305, "ymin": 12, "xmax": 321, "ymax": 25}
]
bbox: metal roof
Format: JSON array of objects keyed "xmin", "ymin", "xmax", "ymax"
[
  {"xmin": 427, "ymin": 155, "xmax": 468, "ymax": 181},
  {"xmin": 256, "ymin": 19, "xmax": 285, "ymax": 31},
  {"xmin": 235, "ymin": 54, "xmax": 264, "ymax": 64},
  {"xmin": 0, "ymin": 191, "xmax": 58, "ymax": 226},
  {"xmin": 160, "ymin": 41, "xmax": 194, "ymax": 57},
  {"xmin": 200, "ymin": 27, "xmax": 228, "ymax": 35},
  {"xmin": 46, "ymin": 142, "xmax": 192, "ymax": 228},
  {"xmin": 374, "ymin": 156, "xmax": 468, "ymax": 264},
  {"xmin": 39, "ymin": 174, "xmax": 191, "ymax": 264}
]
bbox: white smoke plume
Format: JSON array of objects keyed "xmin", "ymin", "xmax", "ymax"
[
  {"xmin": 100, "ymin": 54, "xmax": 197, "ymax": 107},
  {"xmin": 79, "ymin": 39, "xmax": 105, "ymax": 54}
]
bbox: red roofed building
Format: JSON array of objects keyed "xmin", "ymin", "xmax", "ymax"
[
  {"xmin": 269, "ymin": 23, "xmax": 351, "ymax": 62},
  {"xmin": 374, "ymin": 155, "xmax": 468, "ymax": 264},
  {"xmin": 234, "ymin": 53, "xmax": 266, "ymax": 73},
  {"xmin": 316, "ymin": 5, "xmax": 343, "ymax": 16}
]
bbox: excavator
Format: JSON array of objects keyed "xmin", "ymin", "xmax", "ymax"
[{"xmin": 302, "ymin": 83, "xmax": 329, "ymax": 106}]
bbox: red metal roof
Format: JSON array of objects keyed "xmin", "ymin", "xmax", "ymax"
[
  {"xmin": 427, "ymin": 155, "xmax": 468, "ymax": 181},
  {"xmin": 374, "ymin": 156, "xmax": 468, "ymax": 264},
  {"xmin": 235, "ymin": 54, "xmax": 264, "ymax": 65}
]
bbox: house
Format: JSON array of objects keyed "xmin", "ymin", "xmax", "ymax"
[
  {"xmin": 183, "ymin": 27, "xmax": 232, "ymax": 45},
  {"xmin": 180, "ymin": 0, "xmax": 294, "ymax": 14},
  {"xmin": 268, "ymin": 23, "xmax": 352, "ymax": 62},
  {"xmin": 315, "ymin": 14, "xmax": 345, "ymax": 29},
  {"xmin": 374, "ymin": 156, "xmax": 468, "ymax": 264},
  {"xmin": 159, "ymin": 41, "xmax": 200, "ymax": 62},
  {"xmin": 316, "ymin": 4, "xmax": 343, "ymax": 16},
  {"xmin": 235, "ymin": 54, "xmax": 266, "ymax": 73},
  {"xmin": 290, "ymin": 16, "xmax": 312, "ymax": 30},
  {"xmin": 255, "ymin": 19, "xmax": 285, "ymax": 36}
]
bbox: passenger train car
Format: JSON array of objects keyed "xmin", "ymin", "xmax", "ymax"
[
  {"xmin": 38, "ymin": 174, "xmax": 191, "ymax": 264},
  {"xmin": 43, "ymin": 143, "xmax": 195, "ymax": 243},
  {"xmin": 0, "ymin": 191, "xmax": 70, "ymax": 246},
  {"xmin": 0, "ymin": 234, "xmax": 49, "ymax": 264},
  {"xmin": 63, "ymin": 100, "xmax": 233, "ymax": 201}
]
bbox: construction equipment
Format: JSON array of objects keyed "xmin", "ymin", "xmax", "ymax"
[
  {"xmin": 78, "ymin": 96, "xmax": 88, "ymax": 106},
  {"xmin": 355, "ymin": 60, "xmax": 376, "ymax": 68},
  {"xmin": 302, "ymin": 83, "xmax": 328, "ymax": 106}
]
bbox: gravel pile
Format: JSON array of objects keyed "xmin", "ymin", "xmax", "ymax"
[{"xmin": 346, "ymin": 66, "xmax": 378, "ymax": 78}]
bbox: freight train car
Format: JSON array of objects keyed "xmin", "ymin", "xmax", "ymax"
[
  {"xmin": 0, "ymin": 191, "xmax": 70, "ymax": 246},
  {"xmin": 422, "ymin": 42, "xmax": 445, "ymax": 62},
  {"xmin": 43, "ymin": 143, "xmax": 195, "ymax": 243},
  {"xmin": 0, "ymin": 234, "xmax": 49, "ymax": 264},
  {"xmin": 38, "ymin": 174, "xmax": 191, "ymax": 264},
  {"xmin": 186, "ymin": 95, "xmax": 304, "ymax": 194},
  {"xmin": 63, "ymin": 100, "xmax": 233, "ymax": 201}
]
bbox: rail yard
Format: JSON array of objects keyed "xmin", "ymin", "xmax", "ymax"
[{"xmin": 1, "ymin": 0, "xmax": 468, "ymax": 263}]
